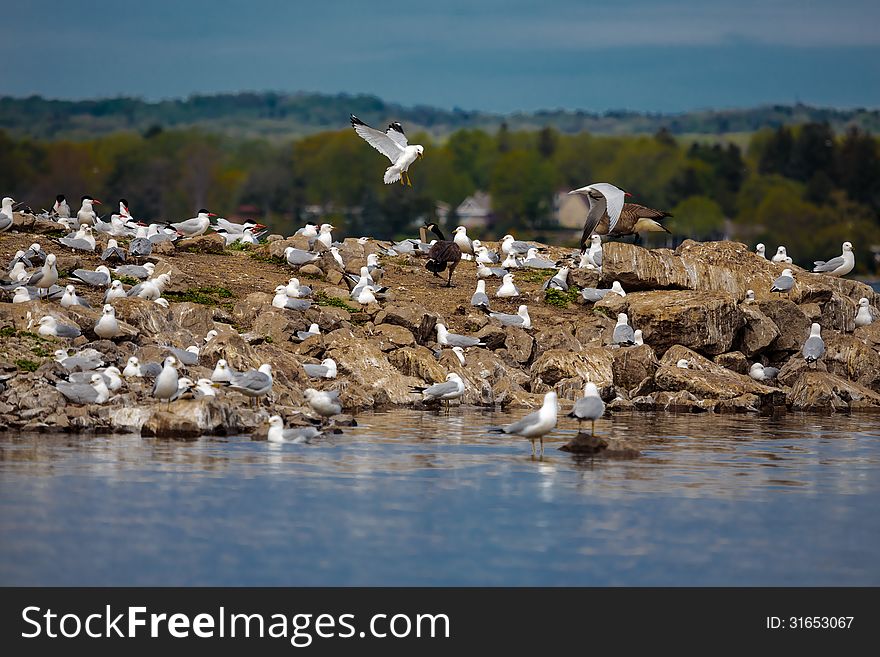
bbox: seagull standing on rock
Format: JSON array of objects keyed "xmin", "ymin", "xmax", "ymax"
[
  {"xmin": 57, "ymin": 373, "xmax": 111, "ymax": 405},
  {"xmin": 567, "ymin": 382, "xmax": 605, "ymax": 436},
  {"xmin": 0, "ymin": 197, "xmax": 15, "ymax": 234},
  {"xmin": 26, "ymin": 253, "xmax": 58, "ymax": 299},
  {"xmin": 94, "ymin": 304, "xmax": 122, "ymax": 339},
  {"xmin": 38, "ymin": 315, "xmax": 81, "ymax": 339},
  {"xmin": 304, "ymin": 388, "xmax": 343, "ymax": 418},
  {"xmin": 453, "ymin": 226, "xmax": 474, "ymax": 257},
  {"xmin": 153, "ymin": 356, "xmax": 181, "ymax": 405},
  {"xmin": 60, "ymin": 285, "xmax": 90, "ymax": 309},
  {"xmin": 612, "ymin": 313, "xmax": 636, "ymax": 346},
  {"xmin": 302, "ymin": 359, "xmax": 337, "ymax": 380},
  {"xmin": 470, "ymin": 280, "xmax": 490, "ymax": 309},
  {"xmin": 803, "ymin": 324, "xmax": 826, "ymax": 367},
  {"xmin": 76, "ymin": 196, "xmax": 101, "ymax": 226},
  {"xmin": 496, "ymin": 273, "xmax": 520, "ymax": 298},
  {"xmin": 813, "ymin": 241, "xmax": 854, "ymax": 278},
  {"xmin": 855, "ymin": 297, "xmax": 874, "ymax": 328},
  {"xmin": 770, "ymin": 268, "xmax": 795, "ymax": 297},
  {"xmin": 771, "ymin": 246, "xmax": 789, "ymax": 263},
  {"xmin": 211, "ymin": 359, "xmax": 235, "ymax": 383},
  {"xmin": 755, "ymin": 243, "xmax": 766, "ymax": 259},
  {"xmin": 749, "ymin": 363, "xmax": 780, "ymax": 382},
  {"xmin": 171, "ymin": 209, "xmax": 215, "ymax": 237},
  {"xmin": 436, "ymin": 323, "xmax": 485, "ymax": 348},
  {"xmin": 350, "ymin": 114, "xmax": 424, "ymax": 186}
]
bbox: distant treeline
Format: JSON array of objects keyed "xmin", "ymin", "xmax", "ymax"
[
  {"xmin": 1, "ymin": 93, "xmax": 879, "ymax": 140},
  {"xmin": 1, "ymin": 119, "xmax": 878, "ymax": 271}
]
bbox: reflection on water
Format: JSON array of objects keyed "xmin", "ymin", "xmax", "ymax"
[{"xmin": 1, "ymin": 410, "xmax": 879, "ymax": 585}]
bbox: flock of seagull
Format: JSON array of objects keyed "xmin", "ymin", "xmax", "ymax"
[{"xmin": 0, "ymin": 114, "xmax": 871, "ymax": 454}]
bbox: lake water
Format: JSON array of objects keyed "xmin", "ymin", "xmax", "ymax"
[{"xmin": 1, "ymin": 410, "xmax": 879, "ymax": 586}]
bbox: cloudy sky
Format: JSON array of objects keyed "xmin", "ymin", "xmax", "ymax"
[{"xmin": 3, "ymin": 0, "xmax": 879, "ymax": 112}]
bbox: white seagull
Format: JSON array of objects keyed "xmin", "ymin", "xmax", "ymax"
[{"xmin": 350, "ymin": 114, "xmax": 424, "ymax": 186}]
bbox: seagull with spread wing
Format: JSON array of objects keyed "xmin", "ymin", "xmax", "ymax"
[{"xmin": 350, "ymin": 114, "xmax": 424, "ymax": 186}]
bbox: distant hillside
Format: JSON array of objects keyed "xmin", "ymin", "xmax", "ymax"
[{"xmin": 1, "ymin": 92, "xmax": 878, "ymax": 141}]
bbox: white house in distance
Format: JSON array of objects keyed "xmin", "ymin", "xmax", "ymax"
[{"xmin": 456, "ymin": 191, "xmax": 493, "ymax": 229}]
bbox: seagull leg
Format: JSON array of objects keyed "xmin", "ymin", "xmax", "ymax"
[
  {"xmin": 539, "ymin": 437, "xmax": 544, "ymax": 455},
  {"xmin": 591, "ymin": 419, "xmax": 596, "ymax": 437},
  {"xmin": 530, "ymin": 440, "xmax": 536, "ymax": 456}
]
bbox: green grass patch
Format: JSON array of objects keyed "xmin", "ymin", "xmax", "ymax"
[
  {"xmin": 248, "ymin": 251, "xmax": 286, "ymax": 266},
  {"xmin": 116, "ymin": 275, "xmax": 141, "ymax": 286},
  {"xmin": 164, "ymin": 286, "xmax": 234, "ymax": 306},
  {"xmin": 42, "ymin": 230, "xmax": 66, "ymax": 238},
  {"xmin": 544, "ymin": 286, "xmax": 581, "ymax": 308},
  {"xmin": 226, "ymin": 241, "xmax": 253, "ymax": 252},
  {"xmin": 314, "ymin": 291, "xmax": 358, "ymax": 313},
  {"xmin": 31, "ymin": 346, "xmax": 51, "ymax": 357},
  {"xmin": 0, "ymin": 326, "xmax": 14, "ymax": 338},
  {"xmin": 516, "ymin": 269, "xmax": 554, "ymax": 284},
  {"xmin": 14, "ymin": 358, "xmax": 40, "ymax": 372}
]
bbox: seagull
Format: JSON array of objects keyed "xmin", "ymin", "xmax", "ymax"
[
  {"xmin": 76, "ymin": 196, "xmax": 101, "ymax": 226},
  {"xmin": 612, "ymin": 313, "xmax": 636, "ymax": 346},
  {"xmin": 450, "ymin": 346, "xmax": 466, "ymax": 365},
  {"xmin": 474, "ymin": 244, "xmax": 500, "ymax": 264},
  {"xmin": 127, "ymin": 273, "xmax": 170, "ymax": 300},
  {"xmin": 569, "ymin": 183, "xmax": 626, "ymax": 249},
  {"xmin": 476, "ymin": 263, "xmax": 508, "ymax": 279},
  {"xmin": 500, "ymin": 235, "xmax": 537, "ymax": 256},
  {"xmin": 101, "ymin": 239, "xmax": 127, "ymax": 264},
  {"xmin": 771, "ymin": 246, "xmax": 789, "ymax": 263},
  {"xmin": 813, "ymin": 241, "xmax": 855, "ymax": 278},
  {"xmin": 210, "ymin": 359, "xmax": 235, "ymax": 383},
  {"xmin": 24, "ymin": 243, "xmax": 47, "ymax": 265},
  {"xmin": 60, "ymin": 284, "xmax": 91, "ymax": 309},
  {"xmin": 104, "ymin": 280, "xmax": 127, "ymax": 303},
  {"xmin": 676, "ymin": 359, "xmax": 690, "ymax": 369},
  {"xmin": 770, "ymin": 268, "xmax": 795, "ymax": 295},
  {"xmin": 284, "ymin": 247, "xmax": 320, "ymax": 267},
  {"xmin": 304, "ymin": 388, "xmax": 342, "ymax": 418},
  {"xmin": 0, "ymin": 197, "xmax": 14, "ymax": 234},
  {"xmin": 567, "ymin": 382, "xmax": 605, "ymax": 436},
  {"xmin": 302, "ymin": 358, "xmax": 337, "ymax": 380},
  {"xmin": 227, "ymin": 363, "xmax": 274, "ymax": 405},
  {"xmin": 112, "ymin": 262, "xmax": 155, "ymax": 280},
  {"xmin": 855, "ymin": 297, "xmax": 874, "ymax": 328},
  {"xmin": 803, "ymin": 323, "xmax": 825, "ymax": 367},
  {"xmin": 56, "ymin": 349, "xmax": 104, "ymax": 372},
  {"xmin": 267, "ymin": 416, "xmax": 322, "ymax": 444},
  {"xmin": 294, "ymin": 222, "xmax": 318, "ymax": 238},
  {"xmin": 26, "ymin": 253, "xmax": 58, "ymax": 298},
  {"xmin": 329, "ymin": 246, "xmax": 345, "ymax": 269},
  {"xmin": 57, "ymin": 373, "xmax": 111, "ymax": 405},
  {"xmin": 167, "ymin": 345, "xmax": 200, "ymax": 366},
  {"xmin": 94, "ymin": 304, "xmax": 122, "ymax": 339},
  {"xmin": 749, "ymin": 363, "xmax": 780, "ymax": 382},
  {"xmin": 410, "ymin": 373, "xmax": 465, "ymax": 408},
  {"xmin": 354, "ymin": 286, "xmax": 377, "ymax": 305},
  {"xmin": 522, "ymin": 248, "xmax": 556, "ymax": 269},
  {"xmin": 72, "ymin": 264, "xmax": 112, "ymax": 287},
  {"xmin": 295, "ymin": 323, "xmax": 322, "ymax": 342},
  {"xmin": 470, "ymin": 280, "xmax": 490, "ymax": 309},
  {"xmin": 633, "ymin": 329, "xmax": 644, "ymax": 346},
  {"xmin": 744, "ymin": 289, "xmax": 756, "ymax": 303},
  {"xmin": 350, "ymin": 114, "xmax": 424, "ymax": 186},
  {"xmin": 53, "ymin": 194, "xmax": 71, "ymax": 219},
  {"xmin": 489, "ymin": 390, "xmax": 559, "ymax": 455},
  {"xmin": 272, "ymin": 286, "xmax": 312, "ymax": 311},
  {"xmin": 543, "ymin": 267, "xmax": 570, "ymax": 292},
  {"xmin": 59, "ymin": 225, "xmax": 96, "ymax": 252},
  {"xmin": 123, "ymin": 356, "xmax": 161, "ymax": 378},
  {"xmin": 496, "ymin": 273, "xmax": 520, "ymax": 298},
  {"xmin": 453, "ymin": 226, "xmax": 474, "ymax": 256},
  {"xmin": 129, "ymin": 226, "xmax": 153, "ymax": 258},
  {"xmin": 315, "ymin": 223, "xmax": 334, "ymax": 249},
  {"xmin": 586, "ymin": 235, "xmax": 603, "ymax": 268},
  {"xmin": 153, "ymin": 356, "xmax": 181, "ymax": 404},
  {"xmin": 285, "ymin": 277, "xmax": 312, "ymax": 298},
  {"xmin": 485, "ymin": 304, "xmax": 531, "ymax": 329},
  {"xmin": 501, "ymin": 252, "xmax": 521, "ymax": 269},
  {"xmin": 436, "ymin": 323, "xmax": 485, "ymax": 348},
  {"xmin": 578, "ymin": 253, "xmax": 597, "ymax": 270},
  {"xmin": 69, "ymin": 366, "xmax": 123, "ymax": 391},
  {"xmin": 756, "ymin": 243, "xmax": 766, "ymax": 259},
  {"xmin": 171, "ymin": 209, "xmax": 215, "ymax": 237},
  {"xmin": 204, "ymin": 330, "xmax": 218, "ymax": 344}
]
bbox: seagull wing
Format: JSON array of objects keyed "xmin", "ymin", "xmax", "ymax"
[
  {"xmin": 422, "ymin": 380, "xmax": 460, "ymax": 399},
  {"xmin": 385, "ymin": 122, "xmax": 409, "ymax": 149},
  {"xmin": 351, "ymin": 115, "xmax": 404, "ymax": 163},
  {"xmin": 813, "ymin": 256, "xmax": 844, "ymax": 272},
  {"xmin": 589, "ymin": 183, "xmax": 626, "ymax": 232}
]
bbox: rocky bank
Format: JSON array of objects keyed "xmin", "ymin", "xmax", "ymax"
[{"xmin": 2, "ymin": 212, "xmax": 880, "ymax": 437}]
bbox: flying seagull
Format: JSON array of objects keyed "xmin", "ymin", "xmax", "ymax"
[{"xmin": 351, "ymin": 114, "xmax": 424, "ymax": 186}]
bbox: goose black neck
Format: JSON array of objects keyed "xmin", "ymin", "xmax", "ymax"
[{"xmin": 427, "ymin": 224, "xmax": 446, "ymax": 241}]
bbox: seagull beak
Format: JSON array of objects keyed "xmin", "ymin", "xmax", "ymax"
[
  {"xmin": 93, "ymin": 199, "xmax": 102, "ymax": 205},
  {"xmin": 624, "ymin": 192, "xmax": 633, "ymax": 197},
  {"xmin": 208, "ymin": 213, "xmax": 218, "ymax": 217}
]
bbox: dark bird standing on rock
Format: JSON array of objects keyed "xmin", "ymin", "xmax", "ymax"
[{"xmin": 424, "ymin": 223, "xmax": 461, "ymax": 287}]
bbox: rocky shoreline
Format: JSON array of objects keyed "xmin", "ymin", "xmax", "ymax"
[{"xmin": 2, "ymin": 212, "xmax": 880, "ymax": 438}]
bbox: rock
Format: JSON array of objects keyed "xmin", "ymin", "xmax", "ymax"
[
  {"xmin": 715, "ymin": 393, "xmax": 762, "ymax": 413},
  {"xmin": 389, "ymin": 346, "xmax": 447, "ymax": 382},
  {"xmin": 787, "ymin": 371, "xmax": 880, "ymax": 410},
  {"xmin": 824, "ymin": 334, "xmax": 880, "ymax": 390},
  {"xmin": 611, "ymin": 344, "xmax": 658, "ymax": 391},
  {"xmin": 233, "ymin": 292, "xmax": 274, "ymax": 329},
  {"xmin": 171, "ymin": 302, "xmax": 217, "ymax": 338},
  {"xmin": 655, "ymin": 345, "xmax": 783, "ymax": 405},
  {"xmin": 713, "ymin": 351, "xmax": 749, "ymax": 375},
  {"xmin": 141, "ymin": 411, "xmax": 201, "ymax": 439},
  {"xmin": 559, "ymin": 433, "xmax": 641, "ymax": 458},
  {"xmin": 503, "ymin": 327, "xmax": 534, "ymax": 365},
  {"xmin": 654, "ymin": 390, "xmax": 713, "ymax": 413},
  {"xmin": 756, "ymin": 300, "xmax": 811, "ymax": 352},
  {"xmin": 854, "ymin": 321, "xmax": 880, "ymax": 349},
  {"xmin": 113, "ymin": 297, "xmax": 174, "ymax": 335},
  {"xmin": 597, "ymin": 290, "xmax": 743, "ymax": 356},
  {"xmin": 533, "ymin": 325, "xmax": 583, "ymax": 358},
  {"xmin": 375, "ymin": 302, "xmax": 441, "ymax": 344},
  {"xmin": 109, "ymin": 407, "xmax": 153, "ymax": 433},
  {"xmin": 530, "ymin": 347, "xmax": 615, "ymax": 397},
  {"xmin": 299, "ymin": 264, "xmax": 324, "ymax": 278},
  {"xmin": 11, "ymin": 212, "xmax": 65, "ymax": 233},
  {"xmin": 176, "ymin": 233, "xmax": 227, "ymax": 254},
  {"xmin": 373, "ymin": 323, "xmax": 415, "ymax": 351},
  {"xmin": 151, "ymin": 241, "xmax": 175, "ymax": 255},
  {"xmin": 776, "ymin": 357, "xmax": 826, "ymax": 387}
]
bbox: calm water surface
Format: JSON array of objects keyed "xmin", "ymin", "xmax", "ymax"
[{"xmin": 1, "ymin": 410, "xmax": 879, "ymax": 586}]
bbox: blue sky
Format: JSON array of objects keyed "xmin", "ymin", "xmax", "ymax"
[{"xmin": 3, "ymin": 0, "xmax": 879, "ymax": 112}]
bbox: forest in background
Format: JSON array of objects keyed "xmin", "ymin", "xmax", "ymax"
[{"xmin": 1, "ymin": 94, "xmax": 879, "ymax": 273}]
